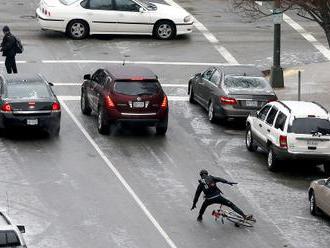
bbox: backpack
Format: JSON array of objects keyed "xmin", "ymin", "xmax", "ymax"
[{"xmin": 14, "ymin": 36, "xmax": 23, "ymax": 54}]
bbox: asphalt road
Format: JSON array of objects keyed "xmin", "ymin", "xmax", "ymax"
[{"xmin": 0, "ymin": 0, "xmax": 330, "ymax": 248}]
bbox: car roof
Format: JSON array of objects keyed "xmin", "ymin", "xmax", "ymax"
[
  {"xmin": 219, "ymin": 65, "xmax": 264, "ymax": 77},
  {"xmin": 1, "ymin": 73, "xmax": 45, "ymax": 84},
  {"xmin": 274, "ymin": 101, "xmax": 329, "ymax": 117},
  {"xmin": 105, "ymin": 65, "xmax": 158, "ymax": 80}
]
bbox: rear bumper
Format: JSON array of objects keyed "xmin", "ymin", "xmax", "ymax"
[
  {"xmin": 214, "ymin": 104, "xmax": 254, "ymax": 118},
  {"xmin": 273, "ymin": 145, "xmax": 330, "ymax": 162},
  {"xmin": 0, "ymin": 112, "xmax": 61, "ymax": 130},
  {"xmin": 36, "ymin": 8, "xmax": 66, "ymax": 32}
]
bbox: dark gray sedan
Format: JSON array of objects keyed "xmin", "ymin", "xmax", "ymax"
[{"xmin": 188, "ymin": 66, "xmax": 277, "ymax": 122}]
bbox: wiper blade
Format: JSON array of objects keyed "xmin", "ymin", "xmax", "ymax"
[{"xmin": 137, "ymin": 93, "xmax": 153, "ymax": 96}]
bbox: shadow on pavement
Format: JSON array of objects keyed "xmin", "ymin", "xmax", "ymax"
[{"xmin": 0, "ymin": 128, "xmax": 51, "ymax": 141}]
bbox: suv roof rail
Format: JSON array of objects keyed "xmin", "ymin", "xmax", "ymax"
[
  {"xmin": 311, "ymin": 101, "xmax": 328, "ymax": 114},
  {"xmin": 278, "ymin": 101, "xmax": 291, "ymax": 113}
]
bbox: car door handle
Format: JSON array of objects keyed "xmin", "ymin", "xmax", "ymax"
[
  {"xmin": 267, "ymin": 129, "xmax": 270, "ymax": 133},
  {"xmin": 259, "ymin": 124, "xmax": 262, "ymax": 127}
]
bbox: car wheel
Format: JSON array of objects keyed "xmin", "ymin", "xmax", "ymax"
[
  {"xmin": 323, "ymin": 162, "xmax": 330, "ymax": 176},
  {"xmin": 154, "ymin": 21, "xmax": 175, "ymax": 40},
  {"xmin": 67, "ymin": 20, "xmax": 89, "ymax": 40},
  {"xmin": 81, "ymin": 90, "xmax": 92, "ymax": 115},
  {"xmin": 189, "ymin": 86, "xmax": 196, "ymax": 104},
  {"xmin": 156, "ymin": 118, "xmax": 168, "ymax": 135},
  {"xmin": 309, "ymin": 191, "xmax": 319, "ymax": 216},
  {"xmin": 267, "ymin": 146, "xmax": 278, "ymax": 171},
  {"xmin": 246, "ymin": 128, "xmax": 258, "ymax": 152},
  {"xmin": 48, "ymin": 125, "xmax": 60, "ymax": 137},
  {"xmin": 97, "ymin": 106, "xmax": 110, "ymax": 135},
  {"xmin": 208, "ymin": 101, "xmax": 216, "ymax": 123}
]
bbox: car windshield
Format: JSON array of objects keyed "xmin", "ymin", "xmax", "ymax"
[
  {"xmin": 224, "ymin": 76, "xmax": 270, "ymax": 90},
  {"xmin": 114, "ymin": 81, "xmax": 161, "ymax": 96},
  {"xmin": 6, "ymin": 82, "xmax": 51, "ymax": 99},
  {"xmin": 289, "ymin": 118, "xmax": 330, "ymax": 135},
  {"xmin": 59, "ymin": 0, "xmax": 80, "ymax": 5}
]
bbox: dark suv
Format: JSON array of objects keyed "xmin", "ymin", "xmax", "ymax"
[{"xmin": 81, "ymin": 66, "xmax": 168, "ymax": 135}]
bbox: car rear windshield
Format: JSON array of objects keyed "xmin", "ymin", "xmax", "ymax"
[
  {"xmin": 114, "ymin": 81, "xmax": 161, "ymax": 96},
  {"xmin": 59, "ymin": 0, "xmax": 80, "ymax": 5},
  {"xmin": 6, "ymin": 82, "xmax": 52, "ymax": 99},
  {"xmin": 289, "ymin": 118, "xmax": 330, "ymax": 135},
  {"xmin": 0, "ymin": 231, "xmax": 21, "ymax": 247},
  {"xmin": 224, "ymin": 76, "xmax": 270, "ymax": 89}
]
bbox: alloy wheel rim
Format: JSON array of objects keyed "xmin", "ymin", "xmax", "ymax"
[
  {"xmin": 208, "ymin": 103, "xmax": 213, "ymax": 121},
  {"xmin": 158, "ymin": 24, "xmax": 172, "ymax": 39},
  {"xmin": 246, "ymin": 130, "xmax": 252, "ymax": 147},
  {"xmin": 268, "ymin": 150, "xmax": 273, "ymax": 167},
  {"xmin": 71, "ymin": 23, "xmax": 85, "ymax": 38}
]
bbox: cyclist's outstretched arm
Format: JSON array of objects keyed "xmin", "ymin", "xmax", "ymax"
[{"xmin": 213, "ymin": 176, "xmax": 237, "ymax": 186}]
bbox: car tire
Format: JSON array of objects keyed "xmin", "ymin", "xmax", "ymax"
[
  {"xmin": 309, "ymin": 191, "xmax": 319, "ymax": 216},
  {"xmin": 156, "ymin": 118, "xmax": 168, "ymax": 135},
  {"xmin": 323, "ymin": 162, "xmax": 330, "ymax": 176},
  {"xmin": 67, "ymin": 20, "xmax": 89, "ymax": 40},
  {"xmin": 154, "ymin": 21, "xmax": 175, "ymax": 40},
  {"xmin": 267, "ymin": 146, "xmax": 278, "ymax": 171},
  {"xmin": 97, "ymin": 106, "xmax": 110, "ymax": 135},
  {"xmin": 189, "ymin": 86, "xmax": 196, "ymax": 104},
  {"xmin": 208, "ymin": 101, "xmax": 217, "ymax": 123},
  {"xmin": 246, "ymin": 128, "xmax": 258, "ymax": 152},
  {"xmin": 81, "ymin": 90, "xmax": 92, "ymax": 115},
  {"xmin": 48, "ymin": 125, "xmax": 60, "ymax": 137}
]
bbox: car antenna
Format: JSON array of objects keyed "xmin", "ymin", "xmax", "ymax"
[
  {"xmin": 123, "ymin": 55, "xmax": 130, "ymax": 66},
  {"xmin": 6, "ymin": 192, "xmax": 10, "ymax": 216}
]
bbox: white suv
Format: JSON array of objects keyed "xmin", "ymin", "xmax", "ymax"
[
  {"xmin": 246, "ymin": 101, "xmax": 330, "ymax": 175},
  {"xmin": 0, "ymin": 211, "xmax": 27, "ymax": 247}
]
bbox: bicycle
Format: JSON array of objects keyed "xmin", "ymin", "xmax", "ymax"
[{"xmin": 211, "ymin": 205, "xmax": 256, "ymax": 227}]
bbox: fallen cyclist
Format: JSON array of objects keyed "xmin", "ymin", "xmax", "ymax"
[{"xmin": 191, "ymin": 169, "xmax": 254, "ymax": 222}]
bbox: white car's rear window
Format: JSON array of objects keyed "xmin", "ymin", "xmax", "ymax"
[
  {"xmin": 59, "ymin": 0, "xmax": 80, "ymax": 5},
  {"xmin": 289, "ymin": 118, "xmax": 330, "ymax": 135}
]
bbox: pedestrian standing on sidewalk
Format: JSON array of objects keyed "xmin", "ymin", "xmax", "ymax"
[{"xmin": 0, "ymin": 26, "xmax": 18, "ymax": 74}]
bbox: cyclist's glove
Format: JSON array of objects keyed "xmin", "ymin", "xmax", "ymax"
[{"xmin": 228, "ymin": 182, "xmax": 238, "ymax": 186}]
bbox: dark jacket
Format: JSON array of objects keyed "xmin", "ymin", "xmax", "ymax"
[
  {"xmin": 1, "ymin": 33, "xmax": 16, "ymax": 57},
  {"xmin": 193, "ymin": 175, "xmax": 232, "ymax": 205}
]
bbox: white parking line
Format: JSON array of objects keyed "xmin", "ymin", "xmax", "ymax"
[
  {"xmin": 164, "ymin": 0, "xmax": 239, "ymax": 64},
  {"xmin": 58, "ymin": 96, "xmax": 189, "ymax": 101},
  {"xmin": 54, "ymin": 83, "xmax": 188, "ymax": 87},
  {"xmin": 60, "ymin": 100, "xmax": 179, "ymax": 248}
]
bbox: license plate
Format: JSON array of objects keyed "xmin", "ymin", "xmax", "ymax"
[
  {"xmin": 246, "ymin": 101, "xmax": 258, "ymax": 107},
  {"xmin": 307, "ymin": 140, "xmax": 318, "ymax": 146},
  {"xmin": 133, "ymin": 102, "xmax": 144, "ymax": 108},
  {"xmin": 27, "ymin": 119, "xmax": 38, "ymax": 125}
]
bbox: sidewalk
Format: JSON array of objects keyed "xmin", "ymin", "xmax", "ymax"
[{"xmin": 275, "ymin": 62, "xmax": 330, "ymax": 111}]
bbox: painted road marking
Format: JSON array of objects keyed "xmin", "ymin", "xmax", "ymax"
[
  {"xmin": 54, "ymin": 83, "xmax": 188, "ymax": 87},
  {"xmin": 58, "ymin": 96, "xmax": 189, "ymax": 101},
  {"xmin": 164, "ymin": 0, "xmax": 239, "ymax": 64},
  {"xmin": 257, "ymin": 1, "xmax": 330, "ymax": 61},
  {"xmin": 60, "ymin": 100, "xmax": 179, "ymax": 248}
]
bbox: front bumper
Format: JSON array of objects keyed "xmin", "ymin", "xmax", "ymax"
[{"xmin": 176, "ymin": 23, "xmax": 193, "ymax": 35}]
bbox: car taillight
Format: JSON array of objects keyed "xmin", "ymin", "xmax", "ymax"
[
  {"xmin": 1, "ymin": 103, "xmax": 12, "ymax": 112},
  {"xmin": 52, "ymin": 102, "xmax": 61, "ymax": 111},
  {"xmin": 105, "ymin": 96, "xmax": 115, "ymax": 108},
  {"xmin": 280, "ymin": 135, "xmax": 288, "ymax": 149},
  {"xmin": 220, "ymin": 96, "xmax": 237, "ymax": 105},
  {"xmin": 161, "ymin": 96, "xmax": 168, "ymax": 110}
]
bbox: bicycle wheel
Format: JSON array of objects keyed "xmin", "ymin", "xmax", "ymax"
[{"xmin": 226, "ymin": 211, "xmax": 254, "ymax": 227}]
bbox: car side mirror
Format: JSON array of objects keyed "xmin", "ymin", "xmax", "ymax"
[
  {"xmin": 195, "ymin": 73, "xmax": 201, "ymax": 78},
  {"xmin": 251, "ymin": 110, "xmax": 258, "ymax": 117},
  {"xmin": 17, "ymin": 225, "xmax": 25, "ymax": 233},
  {"xmin": 48, "ymin": 82, "xmax": 54, "ymax": 87},
  {"xmin": 139, "ymin": 7, "xmax": 145, "ymax": 13},
  {"xmin": 84, "ymin": 74, "xmax": 91, "ymax": 80}
]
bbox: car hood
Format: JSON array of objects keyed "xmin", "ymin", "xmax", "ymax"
[{"xmin": 151, "ymin": 2, "xmax": 190, "ymax": 19}]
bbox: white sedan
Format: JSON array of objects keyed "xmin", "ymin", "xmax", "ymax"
[{"xmin": 36, "ymin": 0, "xmax": 193, "ymax": 40}]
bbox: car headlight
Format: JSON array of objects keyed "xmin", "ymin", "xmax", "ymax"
[{"xmin": 184, "ymin": 15, "xmax": 192, "ymax": 23}]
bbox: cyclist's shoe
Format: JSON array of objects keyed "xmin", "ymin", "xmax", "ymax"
[
  {"xmin": 197, "ymin": 215, "xmax": 203, "ymax": 222},
  {"xmin": 244, "ymin": 215, "xmax": 255, "ymax": 222}
]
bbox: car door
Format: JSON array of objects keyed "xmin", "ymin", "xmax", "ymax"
[
  {"xmin": 93, "ymin": 71, "xmax": 108, "ymax": 110},
  {"xmin": 113, "ymin": 0, "xmax": 151, "ymax": 33},
  {"xmin": 252, "ymin": 104, "xmax": 272, "ymax": 148},
  {"xmin": 273, "ymin": 111, "xmax": 288, "ymax": 147},
  {"xmin": 324, "ymin": 179, "xmax": 330, "ymax": 216},
  {"xmin": 89, "ymin": 70, "xmax": 103, "ymax": 110},
  {"xmin": 207, "ymin": 69, "xmax": 222, "ymax": 103},
  {"xmin": 82, "ymin": 0, "xmax": 118, "ymax": 33},
  {"xmin": 264, "ymin": 106, "xmax": 279, "ymax": 145},
  {"xmin": 195, "ymin": 68, "xmax": 214, "ymax": 108}
]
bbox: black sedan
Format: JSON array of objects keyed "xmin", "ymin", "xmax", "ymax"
[
  {"xmin": 188, "ymin": 66, "xmax": 277, "ymax": 122},
  {"xmin": 0, "ymin": 74, "xmax": 61, "ymax": 136}
]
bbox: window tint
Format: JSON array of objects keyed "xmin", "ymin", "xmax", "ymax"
[
  {"xmin": 114, "ymin": 81, "xmax": 161, "ymax": 96},
  {"xmin": 288, "ymin": 118, "xmax": 330, "ymax": 135},
  {"xmin": 274, "ymin": 112, "xmax": 287, "ymax": 131},
  {"xmin": 210, "ymin": 70, "xmax": 221, "ymax": 85},
  {"xmin": 266, "ymin": 107, "xmax": 278, "ymax": 125},
  {"xmin": 88, "ymin": 0, "xmax": 113, "ymax": 10},
  {"xmin": 202, "ymin": 69, "xmax": 214, "ymax": 81},
  {"xmin": 6, "ymin": 82, "xmax": 51, "ymax": 99},
  {"xmin": 257, "ymin": 105, "xmax": 271, "ymax": 121},
  {"xmin": 0, "ymin": 231, "xmax": 20, "ymax": 247},
  {"xmin": 115, "ymin": 0, "xmax": 140, "ymax": 11}
]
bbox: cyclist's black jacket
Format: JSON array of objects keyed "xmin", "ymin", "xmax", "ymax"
[{"xmin": 193, "ymin": 175, "xmax": 231, "ymax": 205}]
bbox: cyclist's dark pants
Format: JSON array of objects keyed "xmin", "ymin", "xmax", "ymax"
[{"xmin": 199, "ymin": 195, "xmax": 245, "ymax": 218}]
